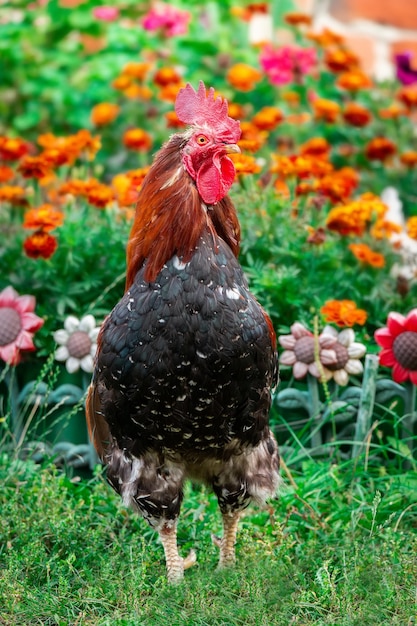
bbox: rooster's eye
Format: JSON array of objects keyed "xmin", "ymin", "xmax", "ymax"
[{"xmin": 196, "ymin": 135, "xmax": 209, "ymax": 145}]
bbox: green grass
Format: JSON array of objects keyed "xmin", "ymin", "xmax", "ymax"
[{"xmin": 1, "ymin": 453, "xmax": 417, "ymax": 626}]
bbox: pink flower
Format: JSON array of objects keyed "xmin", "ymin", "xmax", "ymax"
[
  {"xmin": 375, "ymin": 309, "xmax": 417, "ymax": 384},
  {"xmin": 92, "ymin": 6, "xmax": 119, "ymax": 22},
  {"xmin": 142, "ymin": 2, "xmax": 190, "ymax": 37},
  {"xmin": 260, "ymin": 45, "xmax": 317, "ymax": 85},
  {"xmin": 0, "ymin": 286, "xmax": 44, "ymax": 366}
]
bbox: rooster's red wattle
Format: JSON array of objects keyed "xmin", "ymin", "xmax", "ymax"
[{"xmin": 86, "ymin": 81, "xmax": 280, "ymax": 583}]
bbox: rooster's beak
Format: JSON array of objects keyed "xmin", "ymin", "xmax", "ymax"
[{"xmin": 224, "ymin": 144, "xmax": 241, "ymax": 154}]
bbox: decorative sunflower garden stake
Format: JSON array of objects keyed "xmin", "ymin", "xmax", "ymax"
[{"xmin": 276, "ymin": 317, "xmax": 367, "ymax": 455}]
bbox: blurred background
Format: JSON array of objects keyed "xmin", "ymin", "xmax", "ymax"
[{"xmin": 294, "ymin": 0, "xmax": 417, "ymax": 79}]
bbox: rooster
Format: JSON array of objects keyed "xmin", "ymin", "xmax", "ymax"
[{"xmin": 86, "ymin": 81, "xmax": 280, "ymax": 583}]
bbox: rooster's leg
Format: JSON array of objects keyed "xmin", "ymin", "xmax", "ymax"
[
  {"xmin": 217, "ymin": 511, "xmax": 241, "ymax": 568},
  {"xmin": 160, "ymin": 525, "xmax": 197, "ymax": 584}
]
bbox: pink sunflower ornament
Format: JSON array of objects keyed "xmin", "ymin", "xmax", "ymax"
[{"xmin": 0, "ymin": 286, "xmax": 44, "ymax": 365}]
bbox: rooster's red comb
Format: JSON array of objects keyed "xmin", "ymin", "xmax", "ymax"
[{"xmin": 175, "ymin": 81, "xmax": 241, "ymax": 143}]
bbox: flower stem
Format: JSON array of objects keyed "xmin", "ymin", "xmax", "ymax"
[
  {"xmin": 403, "ymin": 381, "xmax": 416, "ymax": 460},
  {"xmin": 307, "ymin": 373, "xmax": 322, "ymax": 449}
]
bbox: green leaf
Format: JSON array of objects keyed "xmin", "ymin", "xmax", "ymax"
[
  {"xmin": 275, "ymin": 388, "xmax": 310, "ymax": 412},
  {"xmin": 17, "ymin": 381, "xmax": 49, "ymax": 405},
  {"xmin": 50, "ymin": 384, "xmax": 84, "ymax": 405},
  {"xmin": 322, "ymin": 401, "xmax": 357, "ymax": 424},
  {"xmin": 339, "ymin": 386, "xmax": 362, "ymax": 406},
  {"xmin": 387, "ymin": 436, "xmax": 413, "ymax": 460},
  {"xmin": 375, "ymin": 379, "xmax": 407, "ymax": 404}
]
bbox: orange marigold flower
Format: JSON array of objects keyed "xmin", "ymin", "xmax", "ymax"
[
  {"xmin": 230, "ymin": 153, "xmax": 261, "ymax": 175},
  {"xmin": 165, "ymin": 110, "xmax": 186, "ymax": 128},
  {"xmin": 274, "ymin": 179, "xmax": 291, "ymax": 198},
  {"xmin": 317, "ymin": 167, "xmax": 359, "ymax": 202},
  {"xmin": 337, "ymin": 70, "xmax": 372, "ymax": 91},
  {"xmin": 112, "ymin": 75, "xmax": 133, "ymax": 90},
  {"xmin": 228, "ymin": 102, "xmax": 245, "ymax": 120},
  {"xmin": 284, "ymin": 12, "xmax": 312, "ymax": 26},
  {"xmin": 397, "ymin": 85, "xmax": 417, "ymax": 108},
  {"xmin": 230, "ymin": 3, "xmax": 268, "ymax": 21},
  {"xmin": 112, "ymin": 173, "xmax": 138, "ymax": 207},
  {"xmin": 400, "ymin": 151, "xmax": 417, "ymax": 167},
  {"xmin": 153, "ymin": 67, "xmax": 182, "ymax": 87},
  {"xmin": 23, "ymin": 204, "xmax": 64, "ymax": 231},
  {"xmin": 306, "ymin": 28, "xmax": 344, "ymax": 47},
  {"xmin": 271, "ymin": 153, "xmax": 332, "ymax": 179},
  {"xmin": 312, "ymin": 98, "xmax": 340, "ymax": 123},
  {"xmin": 343, "ymin": 102, "xmax": 372, "ymax": 127},
  {"xmin": 227, "ymin": 63, "xmax": 262, "ymax": 91},
  {"xmin": 365, "ymin": 137, "xmax": 396, "ymax": 161},
  {"xmin": 158, "ymin": 83, "xmax": 185, "ymax": 102},
  {"xmin": 123, "ymin": 128, "xmax": 153, "ymax": 151},
  {"xmin": 126, "ymin": 167, "xmax": 150, "ymax": 187},
  {"xmin": 326, "ymin": 193, "xmax": 387, "ymax": 236},
  {"xmin": 112, "ymin": 168, "xmax": 150, "ymax": 207},
  {"xmin": 41, "ymin": 148, "xmax": 71, "ymax": 168},
  {"xmin": 0, "ymin": 136, "xmax": 30, "ymax": 161},
  {"xmin": 406, "ymin": 216, "xmax": 417, "ymax": 240},
  {"xmin": 282, "ymin": 90, "xmax": 301, "ymax": 106},
  {"xmin": 348, "ymin": 242, "xmax": 385, "ymax": 268},
  {"xmin": 23, "ymin": 230, "xmax": 58, "ymax": 260},
  {"xmin": 238, "ymin": 121, "xmax": 267, "ymax": 153},
  {"xmin": 370, "ymin": 218, "xmax": 402, "ymax": 239},
  {"xmin": 325, "ymin": 47, "xmax": 359, "ymax": 73},
  {"xmin": 68, "ymin": 129, "xmax": 101, "ymax": 161},
  {"xmin": 58, "ymin": 179, "xmax": 89, "ymax": 198},
  {"xmin": 121, "ymin": 62, "xmax": 151, "ymax": 80},
  {"xmin": 321, "ymin": 299, "xmax": 367, "ymax": 327},
  {"xmin": 0, "ymin": 165, "xmax": 14, "ymax": 183},
  {"xmin": 17, "ymin": 156, "xmax": 52, "ymax": 179},
  {"xmin": 296, "ymin": 181, "xmax": 315, "ymax": 195},
  {"xmin": 37, "ymin": 132, "xmax": 61, "ymax": 150},
  {"xmin": 300, "ymin": 137, "xmax": 330, "ymax": 158},
  {"xmin": 293, "ymin": 155, "xmax": 333, "ymax": 179},
  {"xmin": 378, "ymin": 103, "xmax": 406, "ymax": 119},
  {"xmin": 252, "ymin": 106, "xmax": 284, "ymax": 130},
  {"xmin": 124, "ymin": 84, "xmax": 153, "ymax": 100},
  {"xmin": 86, "ymin": 183, "xmax": 115, "ymax": 208},
  {"xmin": 0, "ymin": 185, "xmax": 27, "ymax": 206},
  {"xmin": 41, "ymin": 131, "xmax": 101, "ymax": 164},
  {"xmin": 270, "ymin": 155, "xmax": 296, "ymax": 177},
  {"xmin": 91, "ymin": 103, "xmax": 120, "ymax": 126}
]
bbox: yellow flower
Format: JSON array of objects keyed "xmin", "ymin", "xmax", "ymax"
[{"xmin": 406, "ymin": 216, "xmax": 417, "ymax": 240}]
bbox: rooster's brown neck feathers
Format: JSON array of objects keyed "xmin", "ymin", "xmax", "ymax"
[{"xmin": 125, "ymin": 134, "xmax": 241, "ymax": 289}]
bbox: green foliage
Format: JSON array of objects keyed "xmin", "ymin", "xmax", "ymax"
[{"xmin": 2, "ymin": 200, "xmax": 129, "ymax": 355}]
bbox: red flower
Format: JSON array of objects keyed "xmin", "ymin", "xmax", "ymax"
[
  {"xmin": 23, "ymin": 230, "xmax": 58, "ymax": 259},
  {"xmin": 374, "ymin": 309, "xmax": 417, "ymax": 384}
]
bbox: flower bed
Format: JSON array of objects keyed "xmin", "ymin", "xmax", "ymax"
[{"xmin": 0, "ymin": 2, "xmax": 416, "ymax": 466}]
